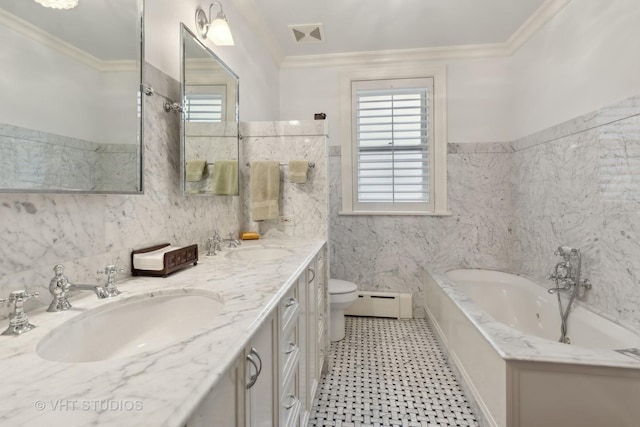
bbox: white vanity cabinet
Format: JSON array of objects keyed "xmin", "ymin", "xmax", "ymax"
[
  {"xmin": 184, "ymin": 245, "xmax": 328, "ymax": 427},
  {"xmin": 245, "ymin": 314, "xmax": 277, "ymax": 427},
  {"xmin": 292, "ymin": 247, "xmax": 329, "ymax": 425},
  {"xmin": 184, "ymin": 355, "xmax": 244, "ymax": 427},
  {"xmin": 184, "ymin": 314, "xmax": 276, "ymax": 427}
]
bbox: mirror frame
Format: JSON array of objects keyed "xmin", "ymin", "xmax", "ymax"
[
  {"xmin": 0, "ymin": 0, "xmax": 145, "ymax": 195},
  {"xmin": 180, "ymin": 23, "xmax": 239, "ymax": 196}
]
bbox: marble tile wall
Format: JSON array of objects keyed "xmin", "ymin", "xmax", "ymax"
[
  {"xmin": 511, "ymin": 95, "xmax": 640, "ymax": 333},
  {"xmin": 240, "ymin": 120, "xmax": 329, "ymax": 240},
  {"xmin": 0, "ymin": 124, "xmax": 137, "ymax": 191},
  {"xmin": 329, "ymin": 143, "xmax": 514, "ymax": 318},
  {"xmin": 0, "ymin": 64, "xmax": 241, "ymax": 319}
]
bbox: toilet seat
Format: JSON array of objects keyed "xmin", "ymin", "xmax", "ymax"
[{"xmin": 329, "ymin": 279, "xmax": 357, "ymax": 295}]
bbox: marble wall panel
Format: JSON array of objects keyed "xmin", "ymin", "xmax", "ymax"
[
  {"xmin": 240, "ymin": 121, "xmax": 328, "ymax": 240},
  {"xmin": 511, "ymin": 96, "xmax": 640, "ymax": 332},
  {"xmin": 0, "ymin": 124, "xmax": 138, "ymax": 191},
  {"xmin": 329, "ymin": 144, "xmax": 514, "ymax": 318}
]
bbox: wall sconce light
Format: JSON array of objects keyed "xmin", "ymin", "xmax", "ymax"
[
  {"xmin": 33, "ymin": 0, "xmax": 79, "ymax": 9},
  {"xmin": 195, "ymin": 2, "xmax": 235, "ymax": 46}
]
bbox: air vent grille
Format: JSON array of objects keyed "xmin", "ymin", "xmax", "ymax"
[{"xmin": 288, "ymin": 23, "xmax": 325, "ymax": 43}]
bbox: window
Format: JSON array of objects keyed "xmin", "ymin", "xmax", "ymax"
[
  {"xmin": 184, "ymin": 85, "xmax": 226, "ymax": 122},
  {"xmin": 340, "ymin": 66, "xmax": 448, "ymax": 215}
]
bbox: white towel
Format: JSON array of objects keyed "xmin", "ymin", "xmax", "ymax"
[{"xmin": 250, "ymin": 161, "xmax": 280, "ymax": 221}]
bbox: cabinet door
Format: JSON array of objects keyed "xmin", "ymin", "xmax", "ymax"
[
  {"xmin": 185, "ymin": 355, "xmax": 243, "ymax": 427},
  {"xmin": 246, "ymin": 314, "xmax": 276, "ymax": 427}
]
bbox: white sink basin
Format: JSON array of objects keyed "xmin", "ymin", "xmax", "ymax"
[
  {"xmin": 226, "ymin": 245, "xmax": 293, "ymax": 262},
  {"xmin": 36, "ymin": 289, "xmax": 224, "ymax": 363}
]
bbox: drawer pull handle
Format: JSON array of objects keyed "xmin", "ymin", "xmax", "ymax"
[
  {"xmin": 246, "ymin": 354, "xmax": 259, "ymax": 389},
  {"xmin": 284, "ymin": 342, "xmax": 297, "ymax": 354},
  {"xmin": 250, "ymin": 347, "xmax": 263, "ymax": 376},
  {"xmin": 308, "ymin": 267, "xmax": 315, "ymax": 283},
  {"xmin": 283, "ymin": 394, "xmax": 298, "ymax": 410},
  {"xmin": 285, "ymin": 297, "xmax": 297, "ymax": 308}
]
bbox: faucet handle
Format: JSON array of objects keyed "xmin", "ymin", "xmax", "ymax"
[
  {"xmin": 97, "ymin": 265, "xmax": 123, "ymax": 297},
  {"xmin": 0, "ymin": 290, "xmax": 39, "ymax": 306},
  {"xmin": 1, "ymin": 290, "xmax": 39, "ymax": 336},
  {"xmin": 97, "ymin": 265, "xmax": 124, "ymax": 277}
]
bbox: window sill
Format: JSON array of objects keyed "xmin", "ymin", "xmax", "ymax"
[{"xmin": 338, "ymin": 210, "xmax": 452, "ymax": 217}]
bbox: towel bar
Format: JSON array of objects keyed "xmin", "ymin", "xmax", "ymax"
[{"xmin": 245, "ymin": 161, "xmax": 315, "ymax": 168}]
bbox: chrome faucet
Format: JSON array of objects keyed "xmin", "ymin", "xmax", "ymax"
[
  {"xmin": 1, "ymin": 290, "xmax": 39, "ymax": 336},
  {"xmin": 547, "ymin": 247, "xmax": 591, "ymax": 294},
  {"xmin": 207, "ymin": 231, "xmax": 222, "ymax": 256},
  {"xmin": 47, "ymin": 264, "xmax": 122, "ymax": 312},
  {"xmin": 223, "ymin": 232, "xmax": 241, "ymax": 248},
  {"xmin": 548, "ymin": 246, "xmax": 592, "ymax": 343},
  {"xmin": 97, "ymin": 265, "xmax": 123, "ymax": 297}
]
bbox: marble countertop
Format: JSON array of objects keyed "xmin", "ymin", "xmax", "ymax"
[{"xmin": 0, "ymin": 238, "xmax": 325, "ymax": 427}]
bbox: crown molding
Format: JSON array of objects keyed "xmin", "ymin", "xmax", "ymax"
[
  {"xmin": 505, "ymin": 0, "xmax": 571, "ymax": 54},
  {"xmin": 280, "ymin": 0, "xmax": 571, "ymax": 69},
  {"xmin": 280, "ymin": 43, "xmax": 510, "ymax": 69},
  {"xmin": 0, "ymin": 8, "xmax": 136, "ymax": 73}
]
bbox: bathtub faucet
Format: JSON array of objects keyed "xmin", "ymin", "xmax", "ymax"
[
  {"xmin": 548, "ymin": 246, "xmax": 592, "ymax": 343},
  {"xmin": 547, "ymin": 247, "xmax": 591, "ymax": 294}
]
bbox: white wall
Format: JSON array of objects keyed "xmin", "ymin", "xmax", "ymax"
[
  {"xmin": 145, "ymin": 0, "xmax": 280, "ymax": 122},
  {"xmin": 508, "ymin": 0, "xmax": 640, "ymax": 138},
  {"xmin": 279, "ymin": 0, "xmax": 640, "ymax": 143},
  {"xmin": 279, "ymin": 57, "xmax": 513, "ymax": 145},
  {"xmin": 0, "ymin": 23, "xmax": 135, "ymax": 144}
]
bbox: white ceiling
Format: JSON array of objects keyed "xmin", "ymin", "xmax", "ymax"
[
  {"xmin": 1, "ymin": 0, "xmax": 138, "ymax": 60},
  {"xmin": 251, "ymin": 0, "xmax": 548, "ymax": 57}
]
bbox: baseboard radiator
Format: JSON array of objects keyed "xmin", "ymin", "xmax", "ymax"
[{"xmin": 344, "ymin": 291, "xmax": 413, "ymax": 319}]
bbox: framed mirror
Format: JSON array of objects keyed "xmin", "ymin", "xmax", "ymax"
[
  {"xmin": 180, "ymin": 24, "xmax": 239, "ymax": 196},
  {"xmin": 0, "ymin": 0, "xmax": 143, "ymax": 193}
]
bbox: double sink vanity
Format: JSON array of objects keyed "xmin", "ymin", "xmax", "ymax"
[{"xmin": 0, "ymin": 239, "xmax": 329, "ymax": 427}]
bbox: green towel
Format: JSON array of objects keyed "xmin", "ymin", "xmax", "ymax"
[
  {"xmin": 250, "ymin": 161, "xmax": 280, "ymax": 221},
  {"xmin": 185, "ymin": 160, "xmax": 207, "ymax": 182},
  {"xmin": 288, "ymin": 160, "xmax": 309, "ymax": 183},
  {"xmin": 212, "ymin": 160, "xmax": 238, "ymax": 195}
]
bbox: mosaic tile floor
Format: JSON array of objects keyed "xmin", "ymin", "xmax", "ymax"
[{"xmin": 309, "ymin": 317, "xmax": 479, "ymax": 427}]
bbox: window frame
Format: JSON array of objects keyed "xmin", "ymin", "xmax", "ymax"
[
  {"xmin": 340, "ymin": 65, "xmax": 449, "ymax": 216},
  {"xmin": 352, "ymin": 78, "xmax": 435, "ymax": 212}
]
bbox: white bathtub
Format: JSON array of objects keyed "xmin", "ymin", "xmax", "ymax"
[{"xmin": 424, "ymin": 268, "xmax": 640, "ymax": 427}]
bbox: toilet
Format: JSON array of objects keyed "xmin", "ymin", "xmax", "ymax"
[{"xmin": 328, "ymin": 279, "xmax": 359, "ymax": 341}]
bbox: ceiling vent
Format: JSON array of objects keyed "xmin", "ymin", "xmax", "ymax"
[{"xmin": 288, "ymin": 23, "xmax": 325, "ymax": 43}]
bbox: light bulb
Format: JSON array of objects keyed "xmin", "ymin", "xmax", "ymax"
[{"xmin": 209, "ymin": 18, "xmax": 235, "ymax": 46}]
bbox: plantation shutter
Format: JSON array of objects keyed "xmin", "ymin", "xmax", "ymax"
[
  {"xmin": 184, "ymin": 94, "xmax": 223, "ymax": 122},
  {"xmin": 352, "ymin": 78, "xmax": 434, "ymax": 212},
  {"xmin": 184, "ymin": 85, "xmax": 226, "ymax": 122}
]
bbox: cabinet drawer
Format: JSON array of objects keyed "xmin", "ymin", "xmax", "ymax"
[
  {"xmin": 280, "ymin": 286, "xmax": 299, "ymax": 331},
  {"xmin": 280, "ymin": 367, "xmax": 300, "ymax": 427}
]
